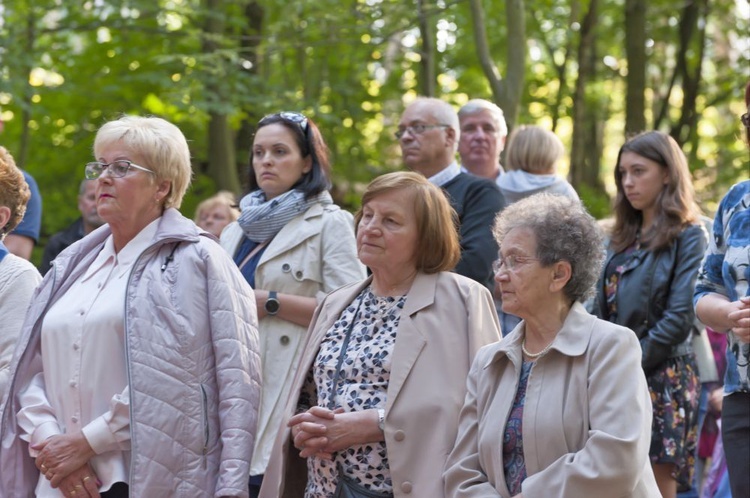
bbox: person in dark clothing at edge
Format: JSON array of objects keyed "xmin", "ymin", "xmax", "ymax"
[{"xmin": 41, "ymin": 179, "xmax": 103, "ymax": 274}]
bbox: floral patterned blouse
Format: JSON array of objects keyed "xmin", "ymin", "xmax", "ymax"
[
  {"xmin": 503, "ymin": 360, "xmax": 534, "ymax": 495},
  {"xmin": 298, "ymin": 286, "xmax": 406, "ymax": 497}
]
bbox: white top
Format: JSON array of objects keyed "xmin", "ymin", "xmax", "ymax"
[
  {"xmin": 17, "ymin": 219, "xmax": 159, "ymax": 496},
  {"xmin": 427, "ymin": 161, "xmax": 461, "ymax": 187},
  {"xmin": 0, "ymin": 253, "xmax": 42, "ymax": 403}
]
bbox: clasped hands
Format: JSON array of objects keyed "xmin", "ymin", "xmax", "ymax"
[
  {"xmin": 288, "ymin": 406, "xmax": 380, "ymax": 459},
  {"xmin": 34, "ymin": 433, "xmax": 100, "ymax": 497}
]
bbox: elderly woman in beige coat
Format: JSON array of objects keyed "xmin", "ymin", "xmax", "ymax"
[
  {"xmin": 259, "ymin": 171, "xmax": 502, "ymax": 497},
  {"xmin": 444, "ymin": 194, "xmax": 660, "ymax": 498}
]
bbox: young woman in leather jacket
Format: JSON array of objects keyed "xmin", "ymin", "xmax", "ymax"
[{"xmin": 593, "ymin": 131, "xmax": 707, "ymax": 498}]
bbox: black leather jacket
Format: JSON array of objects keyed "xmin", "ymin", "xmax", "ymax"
[{"xmin": 594, "ymin": 224, "xmax": 708, "ymax": 375}]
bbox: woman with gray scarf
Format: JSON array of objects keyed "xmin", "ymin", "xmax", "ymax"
[{"xmin": 220, "ymin": 112, "xmax": 365, "ymax": 497}]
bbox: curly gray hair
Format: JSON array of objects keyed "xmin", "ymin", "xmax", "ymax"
[{"xmin": 493, "ymin": 193, "xmax": 604, "ymax": 303}]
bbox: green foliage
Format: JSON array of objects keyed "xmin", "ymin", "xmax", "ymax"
[{"xmin": 1, "ymin": 0, "xmax": 747, "ymax": 269}]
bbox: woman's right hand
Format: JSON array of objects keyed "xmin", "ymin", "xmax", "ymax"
[
  {"xmin": 58, "ymin": 463, "xmax": 100, "ymax": 498},
  {"xmin": 726, "ymin": 296, "xmax": 750, "ymax": 343}
]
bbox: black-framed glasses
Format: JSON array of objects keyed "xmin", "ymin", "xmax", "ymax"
[
  {"xmin": 492, "ymin": 254, "xmax": 540, "ymax": 274},
  {"xmin": 394, "ymin": 123, "xmax": 449, "ymax": 139},
  {"xmin": 259, "ymin": 111, "xmax": 309, "ymax": 132},
  {"xmin": 741, "ymin": 113, "xmax": 750, "ymax": 129},
  {"xmin": 85, "ymin": 160, "xmax": 155, "ymax": 180}
]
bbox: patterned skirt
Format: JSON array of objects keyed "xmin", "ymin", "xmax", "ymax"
[{"xmin": 646, "ymin": 354, "xmax": 700, "ymax": 492}]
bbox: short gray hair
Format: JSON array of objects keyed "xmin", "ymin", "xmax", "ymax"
[
  {"xmin": 409, "ymin": 97, "xmax": 460, "ymax": 151},
  {"xmin": 493, "ymin": 193, "xmax": 603, "ymax": 303},
  {"xmin": 458, "ymin": 99, "xmax": 508, "ymax": 138},
  {"xmin": 94, "ymin": 115, "xmax": 192, "ymax": 209}
]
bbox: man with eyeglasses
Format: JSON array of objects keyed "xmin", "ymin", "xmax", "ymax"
[
  {"xmin": 457, "ymin": 99, "xmax": 508, "ymax": 185},
  {"xmin": 396, "ymin": 97, "xmax": 506, "ymax": 296}
]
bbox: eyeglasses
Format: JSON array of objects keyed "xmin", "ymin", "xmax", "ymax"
[
  {"xmin": 259, "ymin": 111, "xmax": 309, "ymax": 132},
  {"xmin": 85, "ymin": 160, "xmax": 155, "ymax": 180},
  {"xmin": 493, "ymin": 254, "xmax": 540, "ymax": 274},
  {"xmin": 741, "ymin": 113, "xmax": 750, "ymax": 129},
  {"xmin": 394, "ymin": 124, "xmax": 449, "ymax": 139}
]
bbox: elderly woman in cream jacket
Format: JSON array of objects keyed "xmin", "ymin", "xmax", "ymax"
[{"xmin": 444, "ymin": 194, "xmax": 660, "ymax": 498}]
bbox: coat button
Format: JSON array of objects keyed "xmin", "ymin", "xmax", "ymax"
[
  {"xmin": 282, "ymin": 263, "xmax": 291, "ymax": 272},
  {"xmin": 401, "ymin": 481, "xmax": 413, "ymax": 493},
  {"xmin": 295, "ymin": 270, "xmax": 303, "ymax": 279},
  {"xmin": 394, "ymin": 430, "xmax": 405, "ymax": 441},
  {"xmin": 280, "ymin": 335, "xmax": 290, "ymax": 345}
]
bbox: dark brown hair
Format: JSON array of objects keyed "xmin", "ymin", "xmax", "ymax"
[
  {"xmin": 248, "ymin": 113, "xmax": 331, "ymax": 198},
  {"xmin": 611, "ymin": 131, "xmax": 700, "ymax": 252}
]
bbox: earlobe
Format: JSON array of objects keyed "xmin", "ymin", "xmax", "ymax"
[
  {"xmin": 156, "ymin": 180, "xmax": 172, "ymax": 204},
  {"xmin": 0, "ymin": 205, "xmax": 10, "ymax": 231},
  {"xmin": 549, "ymin": 261, "xmax": 572, "ymax": 292},
  {"xmin": 303, "ymin": 155, "xmax": 313, "ymax": 174}
]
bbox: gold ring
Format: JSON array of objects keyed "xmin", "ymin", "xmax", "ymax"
[
  {"xmin": 75, "ymin": 484, "xmax": 83, "ymax": 490},
  {"xmin": 40, "ymin": 464, "xmax": 47, "ymax": 471},
  {"xmin": 82, "ymin": 476, "xmax": 91, "ymax": 482},
  {"xmin": 70, "ymin": 491, "xmax": 77, "ymax": 496}
]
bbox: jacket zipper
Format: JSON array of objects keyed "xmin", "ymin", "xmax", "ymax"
[{"xmin": 200, "ymin": 384, "xmax": 209, "ymax": 457}]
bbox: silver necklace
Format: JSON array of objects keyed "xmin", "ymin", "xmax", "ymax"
[{"xmin": 521, "ymin": 337, "xmax": 555, "ymax": 359}]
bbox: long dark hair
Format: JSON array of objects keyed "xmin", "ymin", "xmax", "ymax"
[
  {"xmin": 611, "ymin": 131, "xmax": 700, "ymax": 252},
  {"xmin": 247, "ymin": 112, "xmax": 332, "ymax": 199}
]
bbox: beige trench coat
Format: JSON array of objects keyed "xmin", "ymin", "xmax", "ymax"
[
  {"xmin": 221, "ymin": 202, "xmax": 366, "ymax": 476},
  {"xmin": 444, "ymin": 302, "xmax": 661, "ymax": 498}
]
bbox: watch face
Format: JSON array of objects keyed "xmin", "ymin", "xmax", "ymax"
[{"xmin": 265, "ymin": 298, "xmax": 280, "ymax": 314}]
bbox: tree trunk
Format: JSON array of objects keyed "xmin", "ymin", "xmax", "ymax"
[
  {"xmin": 418, "ymin": 0, "xmax": 436, "ymax": 97},
  {"xmin": 570, "ymin": 0, "xmax": 601, "ymax": 188},
  {"xmin": 235, "ymin": 1, "xmax": 264, "ymax": 194},
  {"xmin": 202, "ymin": 0, "xmax": 240, "ymax": 193},
  {"xmin": 670, "ymin": 0, "xmax": 708, "ymax": 147},
  {"xmin": 624, "ymin": 0, "xmax": 647, "ymax": 134},
  {"xmin": 467, "ymin": 0, "xmax": 526, "ymax": 130}
]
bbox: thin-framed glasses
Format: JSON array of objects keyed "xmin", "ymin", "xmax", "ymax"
[
  {"xmin": 259, "ymin": 111, "xmax": 309, "ymax": 132},
  {"xmin": 741, "ymin": 113, "xmax": 750, "ymax": 129},
  {"xmin": 85, "ymin": 160, "xmax": 155, "ymax": 180},
  {"xmin": 394, "ymin": 123, "xmax": 449, "ymax": 139},
  {"xmin": 493, "ymin": 254, "xmax": 540, "ymax": 274}
]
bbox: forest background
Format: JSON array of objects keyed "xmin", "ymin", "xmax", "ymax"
[{"xmin": 1, "ymin": 0, "xmax": 748, "ymax": 265}]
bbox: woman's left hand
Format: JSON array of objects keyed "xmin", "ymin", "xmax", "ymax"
[
  {"xmin": 290, "ymin": 406, "xmax": 382, "ymax": 458},
  {"xmin": 34, "ymin": 433, "xmax": 96, "ymax": 488}
]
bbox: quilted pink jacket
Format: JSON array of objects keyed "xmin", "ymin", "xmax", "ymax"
[{"xmin": 0, "ymin": 208, "xmax": 261, "ymax": 497}]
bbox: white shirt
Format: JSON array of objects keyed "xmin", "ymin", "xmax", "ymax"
[
  {"xmin": 17, "ymin": 219, "xmax": 159, "ymax": 496},
  {"xmin": 427, "ymin": 161, "xmax": 461, "ymax": 187}
]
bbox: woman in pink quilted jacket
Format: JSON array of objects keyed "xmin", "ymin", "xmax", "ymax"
[{"xmin": 0, "ymin": 115, "xmax": 261, "ymax": 498}]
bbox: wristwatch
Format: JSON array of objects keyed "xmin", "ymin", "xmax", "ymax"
[
  {"xmin": 377, "ymin": 408, "xmax": 385, "ymax": 432},
  {"xmin": 265, "ymin": 291, "xmax": 280, "ymax": 315}
]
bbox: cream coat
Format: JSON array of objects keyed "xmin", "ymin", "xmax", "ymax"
[
  {"xmin": 260, "ymin": 271, "xmax": 502, "ymax": 498},
  {"xmin": 221, "ymin": 202, "xmax": 365, "ymax": 475},
  {"xmin": 444, "ymin": 302, "xmax": 661, "ymax": 498}
]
